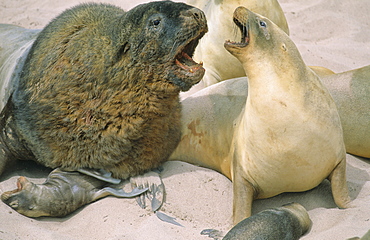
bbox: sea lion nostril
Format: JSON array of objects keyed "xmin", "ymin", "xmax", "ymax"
[{"xmin": 185, "ymin": 8, "xmax": 206, "ymax": 22}]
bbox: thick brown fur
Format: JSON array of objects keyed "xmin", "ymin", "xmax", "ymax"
[{"xmin": 2, "ymin": 2, "xmax": 207, "ymax": 179}]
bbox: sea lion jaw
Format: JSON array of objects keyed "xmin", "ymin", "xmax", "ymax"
[
  {"xmin": 224, "ymin": 6, "xmax": 252, "ymax": 58},
  {"xmin": 224, "ymin": 7, "xmax": 278, "ymax": 63},
  {"xmin": 126, "ymin": 1, "xmax": 208, "ymax": 92},
  {"xmin": 171, "ymin": 7, "xmax": 208, "ymax": 91}
]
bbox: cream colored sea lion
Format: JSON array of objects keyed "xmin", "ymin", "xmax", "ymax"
[
  {"xmin": 222, "ymin": 203, "xmax": 312, "ymax": 240},
  {"xmin": 170, "ymin": 7, "xmax": 351, "ymax": 224},
  {"xmin": 321, "ymin": 65, "xmax": 370, "ymax": 158},
  {"xmin": 184, "ymin": 0, "xmax": 289, "ymax": 87},
  {"xmin": 1, "ymin": 168, "xmax": 148, "ymax": 217},
  {"xmin": 0, "ymin": 1, "xmax": 207, "ymax": 182}
]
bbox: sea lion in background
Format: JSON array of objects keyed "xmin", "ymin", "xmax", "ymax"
[
  {"xmin": 170, "ymin": 7, "xmax": 351, "ymax": 224},
  {"xmin": 347, "ymin": 230, "xmax": 370, "ymax": 240},
  {"xmin": 0, "ymin": 24, "xmax": 40, "ymax": 113},
  {"xmin": 321, "ymin": 65, "xmax": 370, "ymax": 158},
  {"xmin": 184, "ymin": 0, "xmax": 289, "ymax": 87},
  {"xmin": 0, "ymin": 1, "xmax": 207, "ymax": 182},
  {"xmin": 222, "ymin": 203, "xmax": 312, "ymax": 240},
  {"xmin": 1, "ymin": 168, "xmax": 148, "ymax": 218}
]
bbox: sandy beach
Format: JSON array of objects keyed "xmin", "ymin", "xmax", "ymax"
[{"xmin": 0, "ymin": 0, "xmax": 369, "ymax": 239}]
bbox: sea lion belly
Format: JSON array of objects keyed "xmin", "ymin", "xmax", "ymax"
[{"xmin": 238, "ymin": 83, "xmax": 344, "ymax": 198}]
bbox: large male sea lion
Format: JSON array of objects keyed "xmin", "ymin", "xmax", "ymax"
[
  {"xmin": 170, "ymin": 7, "xmax": 351, "ymax": 224},
  {"xmin": 0, "ymin": 1, "xmax": 207, "ymax": 182},
  {"xmin": 184, "ymin": 0, "xmax": 289, "ymax": 87}
]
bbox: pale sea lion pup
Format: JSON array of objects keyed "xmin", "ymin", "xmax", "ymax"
[
  {"xmin": 184, "ymin": 0, "xmax": 289, "ymax": 87},
  {"xmin": 222, "ymin": 203, "xmax": 312, "ymax": 240},
  {"xmin": 321, "ymin": 65, "xmax": 370, "ymax": 158},
  {"xmin": 170, "ymin": 7, "xmax": 351, "ymax": 224},
  {"xmin": 1, "ymin": 168, "xmax": 148, "ymax": 218}
]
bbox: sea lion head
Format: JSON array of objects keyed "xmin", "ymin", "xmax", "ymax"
[
  {"xmin": 224, "ymin": 7, "xmax": 303, "ymax": 76},
  {"xmin": 1, "ymin": 176, "xmax": 50, "ymax": 217},
  {"xmin": 117, "ymin": 1, "xmax": 208, "ymax": 91},
  {"xmin": 282, "ymin": 203, "xmax": 312, "ymax": 236}
]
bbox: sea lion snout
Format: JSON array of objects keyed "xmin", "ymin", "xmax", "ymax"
[{"xmin": 182, "ymin": 7, "xmax": 207, "ymax": 27}]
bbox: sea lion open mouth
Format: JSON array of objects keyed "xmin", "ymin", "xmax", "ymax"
[
  {"xmin": 225, "ymin": 12, "xmax": 249, "ymax": 48},
  {"xmin": 175, "ymin": 33, "xmax": 205, "ymax": 74},
  {"xmin": 0, "ymin": 177, "xmax": 27, "ymax": 203}
]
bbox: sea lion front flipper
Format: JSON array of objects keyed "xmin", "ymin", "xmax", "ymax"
[
  {"xmin": 327, "ymin": 158, "xmax": 353, "ymax": 208},
  {"xmin": 130, "ymin": 170, "xmax": 164, "ymax": 212},
  {"xmin": 200, "ymin": 229, "xmax": 224, "ymax": 239},
  {"xmin": 232, "ymin": 154, "xmax": 256, "ymax": 224},
  {"xmin": 92, "ymin": 186, "xmax": 149, "ymax": 201},
  {"xmin": 78, "ymin": 168, "xmax": 121, "ymax": 184}
]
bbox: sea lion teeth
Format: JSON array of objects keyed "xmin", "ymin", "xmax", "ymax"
[{"xmin": 175, "ymin": 51, "xmax": 203, "ymax": 73}]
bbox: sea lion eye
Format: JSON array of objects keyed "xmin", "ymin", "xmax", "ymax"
[
  {"xmin": 152, "ymin": 19, "xmax": 161, "ymax": 26},
  {"xmin": 259, "ymin": 21, "xmax": 266, "ymax": 27}
]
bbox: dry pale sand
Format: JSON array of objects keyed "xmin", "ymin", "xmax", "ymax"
[{"xmin": 0, "ymin": 0, "xmax": 369, "ymax": 239}]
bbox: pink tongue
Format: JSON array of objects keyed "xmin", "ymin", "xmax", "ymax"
[{"xmin": 175, "ymin": 52, "xmax": 203, "ymax": 73}]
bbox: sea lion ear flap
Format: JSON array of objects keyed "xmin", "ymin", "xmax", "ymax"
[
  {"xmin": 281, "ymin": 43, "xmax": 287, "ymax": 52},
  {"xmin": 115, "ymin": 42, "xmax": 131, "ymax": 62}
]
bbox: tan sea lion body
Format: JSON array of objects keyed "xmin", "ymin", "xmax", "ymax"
[
  {"xmin": 0, "ymin": 2, "xmax": 207, "ymax": 181},
  {"xmin": 184, "ymin": 0, "xmax": 289, "ymax": 87},
  {"xmin": 171, "ymin": 7, "xmax": 351, "ymax": 224}
]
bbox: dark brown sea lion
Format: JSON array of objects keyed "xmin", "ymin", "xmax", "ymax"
[
  {"xmin": 222, "ymin": 203, "xmax": 312, "ymax": 240},
  {"xmin": 1, "ymin": 168, "xmax": 148, "ymax": 218},
  {"xmin": 0, "ymin": 1, "xmax": 207, "ymax": 182}
]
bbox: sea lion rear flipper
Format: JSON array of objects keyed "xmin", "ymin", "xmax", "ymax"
[
  {"xmin": 92, "ymin": 186, "xmax": 149, "ymax": 201},
  {"xmin": 78, "ymin": 168, "xmax": 121, "ymax": 184},
  {"xmin": 129, "ymin": 171, "xmax": 184, "ymax": 226},
  {"xmin": 130, "ymin": 170, "xmax": 164, "ymax": 212}
]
